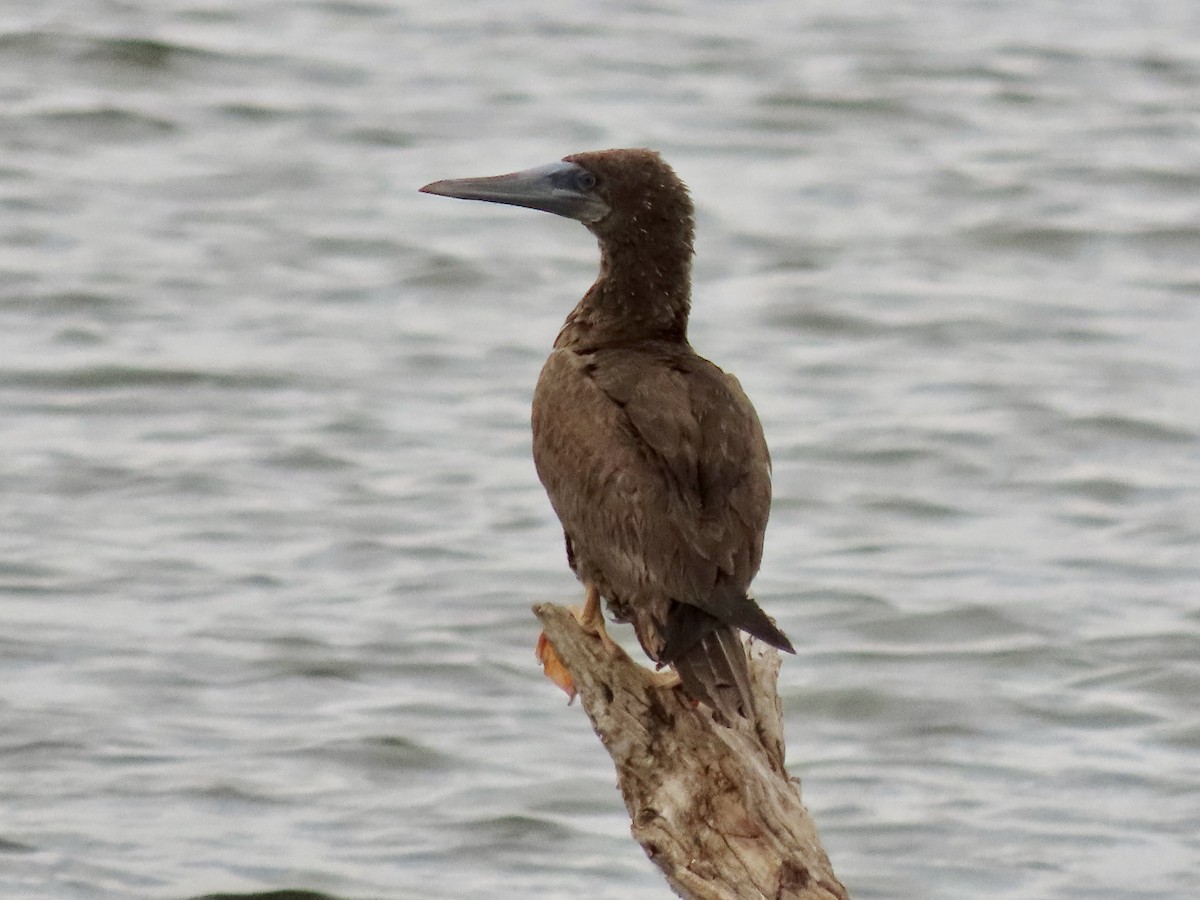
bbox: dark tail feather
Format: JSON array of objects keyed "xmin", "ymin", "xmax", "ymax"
[
  {"xmin": 670, "ymin": 619, "xmax": 757, "ymax": 722},
  {"xmin": 713, "ymin": 589, "xmax": 796, "ymax": 655}
]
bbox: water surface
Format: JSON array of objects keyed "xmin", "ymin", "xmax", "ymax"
[{"xmin": 2, "ymin": 2, "xmax": 1198, "ymax": 898}]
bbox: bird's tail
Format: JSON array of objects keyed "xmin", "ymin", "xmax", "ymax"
[{"xmin": 668, "ymin": 610, "xmax": 757, "ymax": 723}]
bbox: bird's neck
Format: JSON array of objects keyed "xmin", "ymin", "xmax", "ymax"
[{"xmin": 556, "ymin": 236, "xmax": 692, "ymax": 349}]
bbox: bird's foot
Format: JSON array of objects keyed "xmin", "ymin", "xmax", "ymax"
[
  {"xmin": 650, "ymin": 663, "xmax": 698, "ymax": 707},
  {"xmin": 572, "ymin": 606, "xmax": 621, "ymax": 656},
  {"xmin": 647, "ymin": 667, "xmax": 682, "ymax": 691},
  {"xmin": 534, "ymin": 587, "xmax": 621, "ymax": 705},
  {"xmin": 535, "ymin": 631, "xmax": 577, "ymax": 704},
  {"xmin": 574, "ymin": 583, "xmax": 621, "ymax": 656}
]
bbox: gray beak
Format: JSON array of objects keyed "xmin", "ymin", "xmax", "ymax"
[{"xmin": 419, "ymin": 160, "xmax": 609, "ymax": 224}]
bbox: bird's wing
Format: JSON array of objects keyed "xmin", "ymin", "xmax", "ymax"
[{"xmin": 531, "ymin": 344, "xmax": 771, "ymax": 623}]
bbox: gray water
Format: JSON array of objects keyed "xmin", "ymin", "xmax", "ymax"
[{"xmin": 2, "ymin": 1, "xmax": 1198, "ymax": 898}]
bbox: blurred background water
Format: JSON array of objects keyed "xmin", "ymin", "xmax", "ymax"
[{"xmin": 2, "ymin": 1, "xmax": 1198, "ymax": 898}]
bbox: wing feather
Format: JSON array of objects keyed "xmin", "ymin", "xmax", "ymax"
[{"xmin": 531, "ymin": 342, "xmax": 771, "ymax": 647}]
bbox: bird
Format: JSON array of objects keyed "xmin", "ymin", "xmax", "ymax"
[{"xmin": 420, "ymin": 149, "xmax": 794, "ymax": 722}]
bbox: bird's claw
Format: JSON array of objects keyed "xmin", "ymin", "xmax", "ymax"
[
  {"xmin": 573, "ymin": 584, "xmax": 621, "ymax": 656},
  {"xmin": 647, "ymin": 668, "xmax": 682, "ymax": 691},
  {"xmin": 572, "ymin": 605, "xmax": 621, "ymax": 656}
]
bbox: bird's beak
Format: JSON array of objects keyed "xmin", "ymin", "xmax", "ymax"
[{"xmin": 419, "ymin": 160, "xmax": 609, "ymax": 224}]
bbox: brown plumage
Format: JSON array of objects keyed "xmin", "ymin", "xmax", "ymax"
[{"xmin": 420, "ymin": 149, "xmax": 794, "ymax": 722}]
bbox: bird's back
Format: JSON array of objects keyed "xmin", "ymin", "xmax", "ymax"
[{"xmin": 531, "ymin": 339, "xmax": 776, "ymax": 659}]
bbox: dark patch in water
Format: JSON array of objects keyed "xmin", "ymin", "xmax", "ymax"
[
  {"xmin": 459, "ymin": 814, "xmax": 573, "ymax": 848},
  {"xmin": 0, "ymin": 365, "xmax": 290, "ymax": 391},
  {"xmin": 38, "ymin": 106, "xmax": 176, "ymax": 139},
  {"xmin": 1069, "ymin": 413, "xmax": 1194, "ymax": 444},
  {"xmin": 80, "ymin": 37, "xmax": 190, "ymax": 70}
]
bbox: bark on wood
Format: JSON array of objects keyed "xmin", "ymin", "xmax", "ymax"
[{"xmin": 533, "ymin": 603, "xmax": 849, "ymax": 900}]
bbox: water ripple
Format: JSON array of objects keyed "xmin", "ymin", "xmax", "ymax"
[{"xmin": 2, "ymin": 2, "xmax": 1197, "ymax": 899}]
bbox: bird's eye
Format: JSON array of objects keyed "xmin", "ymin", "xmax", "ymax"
[{"xmin": 576, "ymin": 170, "xmax": 597, "ymax": 191}]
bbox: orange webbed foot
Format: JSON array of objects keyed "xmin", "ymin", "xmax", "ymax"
[
  {"xmin": 575, "ymin": 583, "xmax": 620, "ymax": 655},
  {"xmin": 535, "ymin": 631, "xmax": 577, "ymax": 703},
  {"xmin": 536, "ymin": 585, "xmax": 621, "ymax": 704}
]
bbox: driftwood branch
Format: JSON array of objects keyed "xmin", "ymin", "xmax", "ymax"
[{"xmin": 533, "ymin": 603, "xmax": 849, "ymax": 900}]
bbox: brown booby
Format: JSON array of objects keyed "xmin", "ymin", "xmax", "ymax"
[{"xmin": 420, "ymin": 149, "xmax": 794, "ymax": 722}]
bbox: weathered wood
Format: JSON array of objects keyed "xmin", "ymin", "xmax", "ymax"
[{"xmin": 534, "ymin": 603, "xmax": 849, "ymax": 900}]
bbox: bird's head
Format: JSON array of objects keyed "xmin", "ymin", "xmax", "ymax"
[{"xmin": 420, "ymin": 148, "xmax": 694, "ymax": 250}]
